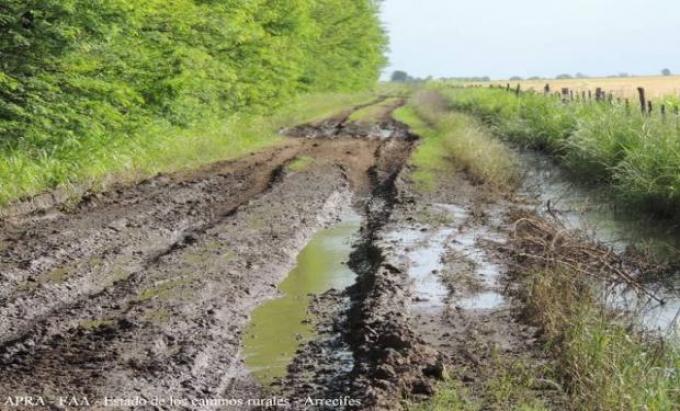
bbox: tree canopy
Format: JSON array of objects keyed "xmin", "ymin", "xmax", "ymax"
[{"xmin": 0, "ymin": 0, "xmax": 387, "ymax": 150}]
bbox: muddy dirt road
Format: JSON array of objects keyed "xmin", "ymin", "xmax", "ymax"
[{"xmin": 0, "ymin": 99, "xmax": 576, "ymax": 410}]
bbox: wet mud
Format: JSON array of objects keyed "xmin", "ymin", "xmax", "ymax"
[{"xmin": 1, "ymin": 98, "xmax": 668, "ymax": 411}]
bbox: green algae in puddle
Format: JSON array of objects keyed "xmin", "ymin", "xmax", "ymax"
[{"xmin": 244, "ymin": 211, "xmax": 361, "ymax": 386}]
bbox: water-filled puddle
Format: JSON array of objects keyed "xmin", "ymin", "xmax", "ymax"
[
  {"xmin": 243, "ymin": 211, "xmax": 361, "ymax": 386},
  {"xmin": 605, "ymin": 285, "xmax": 680, "ymax": 335},
  {"xmin": 518, "ymin": 149, "xmax": 680, "ymax": 334},
  {"xmin": 385, "ymin": 228, "xmax": 453, "ymax": 309},
  {"xmin": 519, "ymin": 150, "xmax": 680, "ymax": 253},
  {"xmin": 457, "ymin": 291, "xmax": 505, "ymax": 310},
  {"xmin": 387, "ymin": 203, "xmax": 508, "ymax": 311}
]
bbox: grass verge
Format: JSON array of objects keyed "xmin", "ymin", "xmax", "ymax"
[
  {"xmin": 393, "ymin": 90, "xmax": 520, "ymax": 191},
  {"xmin": 0, "ymin": 92, "xmax": 375, "ymax": 208},
  {"xmin": 348, "ymin": 97, "xmax": 403, "ymax": 123},
  {"xmin": 510, "ymin": 214, "xmax": 680, "ymax": 410},
  {"xmin": 411, "ymin": 359, "xmax": 551, "ymax": 411},
  {"xmin": 440, "ymin": 86, "xmax": 680, "ymax": 218}
]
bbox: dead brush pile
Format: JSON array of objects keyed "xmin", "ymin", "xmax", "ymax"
[
  {"xmin": 502, "ymin": 210, "xmax": 680, "ymax": 410},
  {"xmin": 503, "ymin": 209, "xmax": 665, "ymax": 334}
]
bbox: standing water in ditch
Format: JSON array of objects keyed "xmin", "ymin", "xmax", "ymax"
[
  {"xmin": 518, "ymin": 149, "xmax": 680, "ymax": 334},
  {"xmin": 243, "ymin": 210, "xmax": 362, "ymax": 386}
]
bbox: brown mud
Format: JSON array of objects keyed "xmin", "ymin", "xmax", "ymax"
[{"xmin": 1, "ymin": 98, "xmax": 644, "ymax": 411}]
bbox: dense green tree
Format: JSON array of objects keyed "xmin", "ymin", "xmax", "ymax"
[
  {"xmin": 0, "ymin": 0, "xmax": 387, "ymax": 151},
  {"xmin": 391, "ymin": 71, "xmax": 409, "ymax": 82}
]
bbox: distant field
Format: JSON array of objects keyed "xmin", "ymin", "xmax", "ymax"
[{"xmin": 467, "ymin": 75, "xmax": 680, "ymax": 100}]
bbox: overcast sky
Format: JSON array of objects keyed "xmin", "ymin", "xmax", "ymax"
[{"xmin": 380, "ymin": 0, "xmax": 680, "ymax": 80}]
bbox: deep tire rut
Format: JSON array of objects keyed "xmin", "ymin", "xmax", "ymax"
[{"xmin": 0, "ymin": 100, "xmax": 452, "ymax": 409}]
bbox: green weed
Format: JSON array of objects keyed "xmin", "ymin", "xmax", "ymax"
[
  {"xmin": 349, "ymin": 97, "xmax": 402, "ymax": 123},
  {"xmin": 518, "ymin": 267, "xmax": 680, "ymax": 410},
  {"xmin": 394, "ymin": 90, "xmax": 520, "ymax": 191},
  {"xmin": 443, "ymin": 87, "xmax": 680, "ymax": 218},
  {"xmin": 287, "ymin": 156, "xmax": 316, "ymax": 173}
]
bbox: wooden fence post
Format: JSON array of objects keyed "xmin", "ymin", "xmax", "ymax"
[
  {"xmin": 595, "ymin": 87, "xmax": 602, "ymax": 102},
  {"xmin": 625, "ymin": 99, "xmax": 630, "ymax": 114},
  {"xmin": 544, "ymin": 83, "xmax": 550, "ymax": 94},
  {"xmin": 561, "ymin": 88, "xmax": 569, "ymax": 102},
  {"xmin": 637, "ymin": 87, "xmax": 646, "ymax": 114},
  {"xmin": 661, "ymin": 104, "xmax": 667, "ymax": 121},
  {"xmin": 515, "ymin": 84, "xmax": 521, "ymax": 96},
  {"xmin": 647, "ymin": 101, "xmax": 653, "ymax": 115}
]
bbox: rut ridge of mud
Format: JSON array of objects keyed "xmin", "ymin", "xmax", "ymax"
[
  {"xmin": 0, "ymin": 98, "xmax": 430, "ymax": 410},
  {"xmin": 344, "ymin": 170, "xmax": 440, "ymax": 409},
  {"xmin": 0, "ymin": 158, "xmax": 294, "ymax": 353},
  {"xmin": 283, "ymin": 98, "xmax": 413, "ymax": 143},
  {"xmin": 275, "ymin": 116, "xmax": 440, "ymax": 410}
]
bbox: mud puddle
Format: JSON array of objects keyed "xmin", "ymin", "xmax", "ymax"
[
  {"xmin": 244, "ymin": 209, "xmax": 362, "ymax": 387},
  {"xmin": 519, "ymin": 150, "xmax": 680, "ymax": 252},
  {"xmin": 518, "ymin": 149, "xmax": 680, "ymax": 334},
  {"xmin": 382, "ymin": 200, "xmax": 508, "ymax": 315},
  {"xmin": 383, "ymin": 227, "xmax": 454, "ymax": 309}
]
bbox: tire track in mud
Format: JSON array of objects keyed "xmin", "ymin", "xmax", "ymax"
[
  {"xmin": 278, "ymin": 117, "xmax": 439, "ymax": 410},
  {"xmin": 0, "ymin": 147, "xmax": 303, "ymax": 349},
  {"xmin": 278, "ymin": 110, "xmax": 561, "ymax": 410},
  {"xmin": 0, "ymin": 100, "xmax": 419, "ymax": 409}
]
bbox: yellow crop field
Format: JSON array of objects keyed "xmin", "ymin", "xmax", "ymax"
[{"xmin": 471, "ymin": 75, "xmax": 680, "ymax": 100}]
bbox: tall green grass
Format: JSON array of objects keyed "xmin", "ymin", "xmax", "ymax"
[
  {"xmin": 519, "ymin": 267, "xmax": 680, "ymax": 410},
  {"xmin": 442, "ymin": 87, "xmax": 680, "ymax": 217},
  {"xmin": 393, "ymin": 90, "xmax": 520, "ymax": 191},
  {"xmin": 0, "ymin": 92, "xmax": 375, "ymax": 206}
]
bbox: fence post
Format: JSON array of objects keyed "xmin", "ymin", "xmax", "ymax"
[
  {"xmin": 588, "ymin": 90, "xmax": 592, "ymax": 101},
  {"xmin": 595, "ymin": 87, "xmax": 602, "ymax": 102},
  {"xmin": 544, "ymin": 83, "xmax": 550, "ymax": 94},
  {"xmin": 506, "ymin": 83, "xmax": 510, "ymax": 92},
  {"xmin": 515, "ymin": 84, "xmax": 521, "ymax": 96},
  {"xmin": 625, "ymin": 99, "xmax": 630, "ymax": 114},
  {"xmin": 561, "ymin": 87, "xmax": 569, "ymax": 102},
  {"xmin": 661, "ymin": 104, "xmax": 667, "ymax": 121},
  {"xmin": 647, "ymin": 101, "xmax": 653, "ymax": 115},
  {"xmin": 637, "ymin": 87, "xmax": 646, "ymax": 114}
]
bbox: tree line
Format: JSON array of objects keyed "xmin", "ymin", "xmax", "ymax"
[{"xmin": 0, "ymin": 0, "xmax": 387, "ymax": 150}]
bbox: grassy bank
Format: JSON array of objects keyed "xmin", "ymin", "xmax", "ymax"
[
  {"xmin": 396, "ymin": 91, "xmax": 680, "ymax": 409},
  {"xmin": 393, "ymin": 90, "xmax": 520, "ymax": 190},
  {"xmin": 0, "ymin": 92, "xmax": 375, "ymax": 206},
  {"xmin": 511, "ymin": 216, "xmax": 680, "ymax": 410},
  {"xmin": 440, "ymin": 86, "xmax": 680, "ymax": 218},
  {"xmin": 412, "ymin": 214, "xmax": 680, "ymax": 411}
]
